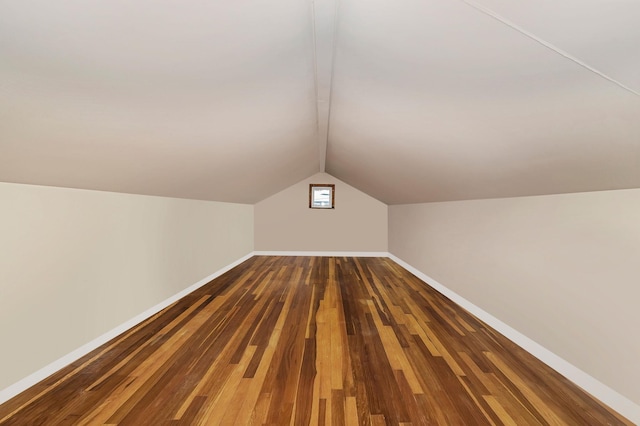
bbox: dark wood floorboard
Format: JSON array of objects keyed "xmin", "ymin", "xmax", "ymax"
[{"xmin": 0, "ymin": 256, "xmax": 632, "ymax": 425}]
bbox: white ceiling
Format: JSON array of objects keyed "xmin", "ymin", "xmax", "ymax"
[
  {"xmin": 1, "ymin": 0, "xmax": 639, "ymax": 204},
  {"xmin": 0, "ymin": 0, "xmax": 319, "ymax": 203}
]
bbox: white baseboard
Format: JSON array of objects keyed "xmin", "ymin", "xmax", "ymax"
[
  {"xmin": 388, "ymin": 253, "xmax": 640, "ymax": 425},
  {"xmin": 253, "ymin": 251, "xmax": 388, "ymax": 257},
  {"xmin": 0, "ymin": 252, "xmax": 254, "ymax": 406},
  {"xmin": 3, "ymin": 251, "xmax": 638, "ymax": 424}
]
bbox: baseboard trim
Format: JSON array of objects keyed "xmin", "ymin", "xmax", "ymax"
[
  {"xmin": 0, "ymin": 252, "xmax": 254, "ymax": 406},
  {"xmin": 253, "ymin": 251, "xmax": 389, "ymax": 257},
  {"xmin": 3, "ymin": 251, "xmax": 638, "ymax": 423},
  {"xmin": 387, "ymin": 253, "xmax": 640, "ymax": 425}
]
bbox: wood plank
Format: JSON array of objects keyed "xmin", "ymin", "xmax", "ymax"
[{"xmin": 0, "ymin": 256, "xmax": 632, "ymax": 425}]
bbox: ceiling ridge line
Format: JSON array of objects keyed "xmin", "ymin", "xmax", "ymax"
[
  {"xmin": 311, "ymin": 0, "xmax": 341, "ymax": 173},
  {"xmin": 309, "ymin": 0, "xmax": 323, "ymax": 172},
  {"xmin": 310, "ymin": 0, "xmax": 321, "ymax": 129},
  {"xmin": 324, "ymin": 0, "xmax": 342, "ymax": 173},
  {"xmin": 460, "ymin": 0, "xmax": 640, "ymax": 98}
]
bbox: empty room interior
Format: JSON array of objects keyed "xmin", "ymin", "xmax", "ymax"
[{"xmin": 1, "ymin": 0, "xmax": 639, "ymax": 425}]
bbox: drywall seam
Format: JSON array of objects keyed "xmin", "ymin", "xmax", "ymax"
[
  {"xmin": 253, "ymin": 251, "xmax": 389, "ymax": 257},
  {"xmin": 388, "ymin": 253, "xmax": 640, "ymax": 425},
  {"xmin": 460, "ymin": 0, "xmax": 640, "ymax": 99},
  {"xmin": 0, "ymin": 252, "xmax": 254, "ymax": 406}
]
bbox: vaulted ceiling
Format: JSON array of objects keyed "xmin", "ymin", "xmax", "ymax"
[{"xmin": 1, "ymin": 0, "xmax": 639, "ymax": 204}]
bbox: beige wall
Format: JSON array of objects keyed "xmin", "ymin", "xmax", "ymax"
[
  {"xmin": 0, "ymin": 182, "xmax": 253, "ymax": 391},
  {"xmin": 389, "ymin": 189, "xmax": 640, "ymax": 406},
  {"xmin": 255, "ymin": 173, "xmax": 387, "ymax": 252}
]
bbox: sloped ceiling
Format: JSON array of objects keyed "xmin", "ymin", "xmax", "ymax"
[
  {"xmin": 0, "ymin": 0, "xmax": 319, "ymax": 204},
  {"xmin": 1, "ymin": 0, "xmax": 639, "ymax": 204}
]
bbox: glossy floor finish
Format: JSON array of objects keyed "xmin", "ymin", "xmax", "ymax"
[{"xmin": 0, "ymin": 256, "xmax": 631, "ymax": 425}]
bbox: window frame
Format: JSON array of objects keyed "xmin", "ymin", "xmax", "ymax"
[{"xmin": 309, "ymin": 184, "xmax": 335, "ymax": 209}]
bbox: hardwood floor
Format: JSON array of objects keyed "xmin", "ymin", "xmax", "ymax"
[{"xmin": 0, "ymin": 256, "xmax": 632, "ymax": 425}]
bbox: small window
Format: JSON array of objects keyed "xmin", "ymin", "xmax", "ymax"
[{"xmin": 309, "ymin": 184, "xmax": 335, "ymax": 209}]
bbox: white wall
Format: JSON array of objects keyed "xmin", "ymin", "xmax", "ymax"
[
  {"xmin": 0, "ymin": 182, "xmax": 253, "ymax": 391},
  {"xmin": 389, "ymin": 189, "xmax": 640, "ymax": 408},
  {"xmin": 255, "ymin": 173, "xmax": 387, "ymax": 252}
]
